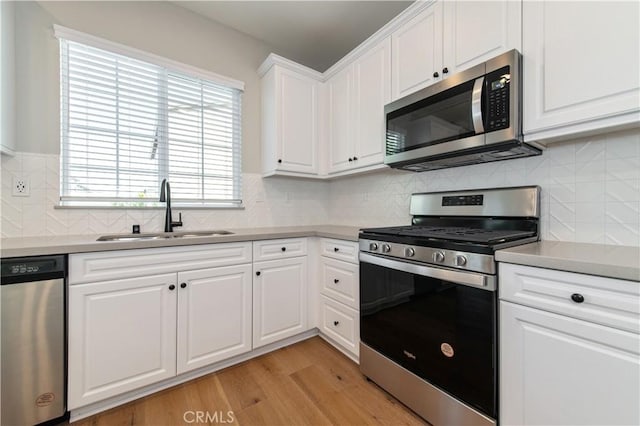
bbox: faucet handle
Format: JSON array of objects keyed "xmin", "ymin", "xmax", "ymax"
[{"xmin": 172, "ymin": 212, "xmax": 183, "ymax": 229}]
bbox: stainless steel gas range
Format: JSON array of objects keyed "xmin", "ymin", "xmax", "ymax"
[{"xmin": 358, "ymin": 186, "xmax": 540, "ymax": 426}]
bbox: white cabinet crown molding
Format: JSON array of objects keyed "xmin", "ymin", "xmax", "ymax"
[{"xmin": 258, "ymin": 52, "xmax": 324, "ymax": 80}]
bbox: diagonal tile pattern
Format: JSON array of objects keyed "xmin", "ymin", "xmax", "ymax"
[{"xmin": 1, "ymin": 128, "xmax": 639, "ymax": 247}]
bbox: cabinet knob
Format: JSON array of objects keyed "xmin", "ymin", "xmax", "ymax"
[
  {"xmin": 334, "ymin": 278, "xmax": 340, "ymax": 284},
  {"xmin": 571, "ymin": 293, "xmax": 585, "ymax": 303},
  {"xmin": 281, "ymin": 247, "xmax": 286, "ymax": 252},
  {"xmin": 180, "ymin": 282, "xmax": 187, "ymax": 289},
  {"xmin": 169, "ymin": 284, "xmax": 175, "ymax": 291},
  {"xmin": 333, "ymin": 321, "xmax": 340, "ymax": 326},
  {"xmin": 433, "ymin": 71, "xmax": 439, "ymax": 78},
  {"xmin": 348, "ymin": 157, "xmax": 353, "ymax": 162},
  {"xmin": 334, "ymin": 247, "xmax": 339, "ymax": 252},
  {"xmin": 277, "ymin": 159, "xmax": 282, "ymax": 164},
  {"xmin": 256, "ymin": 271, "xmax": 261, "ymax": 276},
  {"xmin": 443, "ymin": 67, "xmax": 449, "ymax": 74},
  {"xmin": 353, "ymin": 156, "xmax": 358, "ymax": 161}
]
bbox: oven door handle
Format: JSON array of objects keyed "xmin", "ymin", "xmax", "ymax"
[{"xmin": 359, "ymin": 252, "xmax": 496, "ymax": 291}]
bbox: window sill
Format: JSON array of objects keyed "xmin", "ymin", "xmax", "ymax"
[{"xmin": 54, "ymin": 204, "xmax": 245, "ymax": 210}]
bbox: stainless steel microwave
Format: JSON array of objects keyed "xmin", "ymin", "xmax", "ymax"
[{"xmin": 384, "ymin": 50, "xmax": 541, "ymax": 172}]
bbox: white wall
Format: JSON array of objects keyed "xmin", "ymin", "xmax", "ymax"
[
  {"xmin": 0, "ymin": 0, "xmax": 15, "ymax": 154},
  {"xmin": 329, "ymin": 128, "xmax": 640, "ymax": 247},
  {"xmin": 13, "ymin": 0, "xmax": 275, "ymax": 173}
]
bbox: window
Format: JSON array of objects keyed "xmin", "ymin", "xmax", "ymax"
[{"xmin": 56, "ymin": 27, "xmax": 243, "ymax": 207}]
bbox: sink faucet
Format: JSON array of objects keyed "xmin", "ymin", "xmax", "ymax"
[{"xmin": 159, "ymin": 179, "xmax": 183, "ymax": 232}]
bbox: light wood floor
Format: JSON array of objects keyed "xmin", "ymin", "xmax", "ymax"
[{"xmin": 71, "ymin": 337, "xmax": 426, "ymax": 426}]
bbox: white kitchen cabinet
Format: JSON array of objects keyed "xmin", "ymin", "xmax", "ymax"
[
  {"xmin": 391, "ymin": 0, "xmax": 521, "ymax": 101},
  {"xmin": 317, "ymin": 238, "xmax": 360, "ymax": 359},
  {"xmin": 68, "ymin": 274, "xmax": 177, "ymax": 409},
  {"xmin": 176, "ymin": 264, "xmax": 252, "ymax": 374},
  {"xmin": 443, "ymin": 1, "xmax": 521, "ymax": 75},
  {"xmin": 499, "ymin": 263, "xmax": 640, "ymax": 425},
  {"xmin": 391, "ymin": 1, "xmax": 442, "ymax": 100},
  {"xmin": 68, "ymin": 243, "xmax": 254, "ymax": 409},
  {"xmin": 260, "ymin": 57, "xmax": 322, "ymax": 177},
  {"xmin": 327, "ymin": 65, "xmax": 354, "ymax": 173},
  {"xmin": 253, "ymin": 256, "xmax": 308, "ymax": 348},
  {"xmin": 327, "ymin": 37, "xmax": 391, "ymax": 174},
  {"xmin": 522, "ymin": 1, "xmax": 640, "ymax": 142}
]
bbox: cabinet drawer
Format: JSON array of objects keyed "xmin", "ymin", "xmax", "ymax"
[
  {"xmin": 253, "ymin": 238, "xmax": 307, "ymax": 261},
  {"xmin": 320, "ymin": 257, "xmax": 359, "ymax": 309},
  {"xmin": 321, "ymin": 238, "xmax": 359, "ymax": 263},
  {"xmin": 319, "ymin": 296, "xmax": 359, "ymax": 356},
  {"xmin": 500, "ymin": 263, "xmax": 640, "ymax": 333},
  {"xmin": 69, "ymin": 242, "xmax": 252, "ymax": 284}
]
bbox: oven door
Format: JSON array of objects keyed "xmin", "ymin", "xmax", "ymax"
[{"xmin": 359, "ymin": 252, "xmax": 497, "ymax": 418}]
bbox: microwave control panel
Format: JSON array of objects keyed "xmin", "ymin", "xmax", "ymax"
[{"xmin": 485, "ymin": 66, "xmax": 510, "ymax": 132}]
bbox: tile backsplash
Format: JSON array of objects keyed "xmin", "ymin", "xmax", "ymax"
[
  {"xmin": 2, "ymin": 128, "xmax": 639, "ymax": 247},
  {"xmin": 328, "ymin": 128, "xmax": 640, "ymax": 247},
  {"xmin": 0, "ymin": 155, "xmax": 329, "ymax": 238}
]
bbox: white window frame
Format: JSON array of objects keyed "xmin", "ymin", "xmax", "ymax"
[{"xmin": 54, "ymin": 25, "xmax": 245, "ymax": 208}]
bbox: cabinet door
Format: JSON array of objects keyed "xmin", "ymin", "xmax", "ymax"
[
  {"xmin": 523, "ymin": 1, "xmax": 640, "ymax": 137},
  {"xmin": 68, "ymin": 274, "xmax": 177, "ymax": 409},
  {"xmin": 353, "ymin": 37, "xmax": 391, "ymax": 168},
  {"xmin": 253, "ymin": 257, "xmax": 308, "ymax": 348},
  {"xmin": 391, "ymin": 1, "xmax": 443, "ymax": 101},
  {"xmin": 176, "ymin": 264, "xmax": 252, "ymax": 374},
  {"xmin": 327, "ymin": 66, "xmax": 354, "ymax": 173},
  {"xmin": 500, "ymin": 301, "xmax": 640, "ymax": 426},
  {"xmin": 443, "ymin": 0, "xmax": 521, "ymax": 75},
  {"xmin": 276, "ymin": 67, "xmax": 319, "ymax": 174}
]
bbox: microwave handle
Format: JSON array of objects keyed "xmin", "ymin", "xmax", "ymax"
[{"xmin": 471, "ymin": 76, "xmax": 485, "ymax": 134}]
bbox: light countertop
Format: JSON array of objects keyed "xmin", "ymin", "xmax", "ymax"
[
  {"xmin": 0, "ymin": 225, "xmax": 361, "ymax": 258},
  {"xmin": 496, "ymin": 241, "xmax": 640, "ymax": 282}
]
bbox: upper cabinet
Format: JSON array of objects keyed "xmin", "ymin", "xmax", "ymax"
[
  {"xmin": 391, "ymin": 0, "xmax": 521, "ymax": 101},
  {"xmin": 391, "ymin": 2, "xmax": 442, "ymax": 101},
  {"xmin": 327, "ymin": 37, "xmax": 391, "ymax": 175},
  {"xmin": 522, "ymin": 1, "xmax": 640, "ymax": 142},
  {"xmin": 260, "ymin": 56, "xmax": 322, "ymax": 177}
]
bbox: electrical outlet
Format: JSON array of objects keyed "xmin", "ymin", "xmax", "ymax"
[{"xmin": 12, "ymin": 175, "xmax": 30, "ymax": 197}]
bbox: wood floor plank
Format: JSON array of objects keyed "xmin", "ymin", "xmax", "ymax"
[{"xmin": 67, "ymin": 337, "xmax": 424, "ymax": 426}]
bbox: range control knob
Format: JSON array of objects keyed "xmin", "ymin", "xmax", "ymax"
[
  {"xmin": 405, "ymin": 248, "xmax": 415, "ymax": 257},
  {"xmin": 382, "ymin": 244, "xmax": 392, "ymax": 253},
  {"xmin": 433, "ymin": 251, "xmax": 445, "ymax": 263},
  {"xmin": 455, "ymin": 255, "xmax": 468, "ymax": 266},
  {"xmin": 369, "ymin": 242, "xmax": 379, "ymax": 251}
]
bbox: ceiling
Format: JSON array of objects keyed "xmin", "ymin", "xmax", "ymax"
[{"xmin": 175, "ymin": 1, "xmax": 413, "ymax": 72}]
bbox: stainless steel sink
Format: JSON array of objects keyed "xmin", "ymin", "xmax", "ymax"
[{"xmin": 97, "ymin": 230, "xmax": 233, "ymax": 241}]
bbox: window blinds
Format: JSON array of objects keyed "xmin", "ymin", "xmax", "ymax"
[{"xmin": 59, "ymin": 38, "xmax": 243, "ymax": 207}]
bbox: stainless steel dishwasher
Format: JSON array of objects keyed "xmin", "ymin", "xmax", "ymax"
[{"xmin": 1, "ymin": 255, "xmax": 67, "ymax": 426}]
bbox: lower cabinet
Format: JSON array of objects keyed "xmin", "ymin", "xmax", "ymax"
[
  {"xmin": 499, "ymin": 263, "xmax": 640, "ymax": 425},
  {"xmin": 319, "ymin": 295, "xmax": 359, "ymax": 356},
  {"xmin": 68, "ymin": 273, "xmax": 178, "ymax": 409},
  {"xmin": 317, "ymin": 238, "xmax": 360, "ymax": 359},
  {"xmin": 253, "ymin": 256, "xmax": 308, "ymax": 348},
  {"xmin": 177, "ymin": 265, "xmax": 252, "ymax": 374},
  {"xmin": 68, "ymin": 243, "xmax": 255, "ymax": 410}
]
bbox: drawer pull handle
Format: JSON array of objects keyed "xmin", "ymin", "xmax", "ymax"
[
  {"xmin": 334, "ymin": 278, "xmax": 340, "ymax": 284},
  {"xmin": 333, "ymin": 321, "xmax": 340, "ymax": 326},
  {"xmin": 571, "ymin": 293, "xmax": 585, "ymax": 303},
  {"xmin": 281, "ymin": 247, "xmax": 286, "ymax": 252},
  {"xmin": 334, "ymin": 247, "xmax": 339, "ymax": 252}
]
